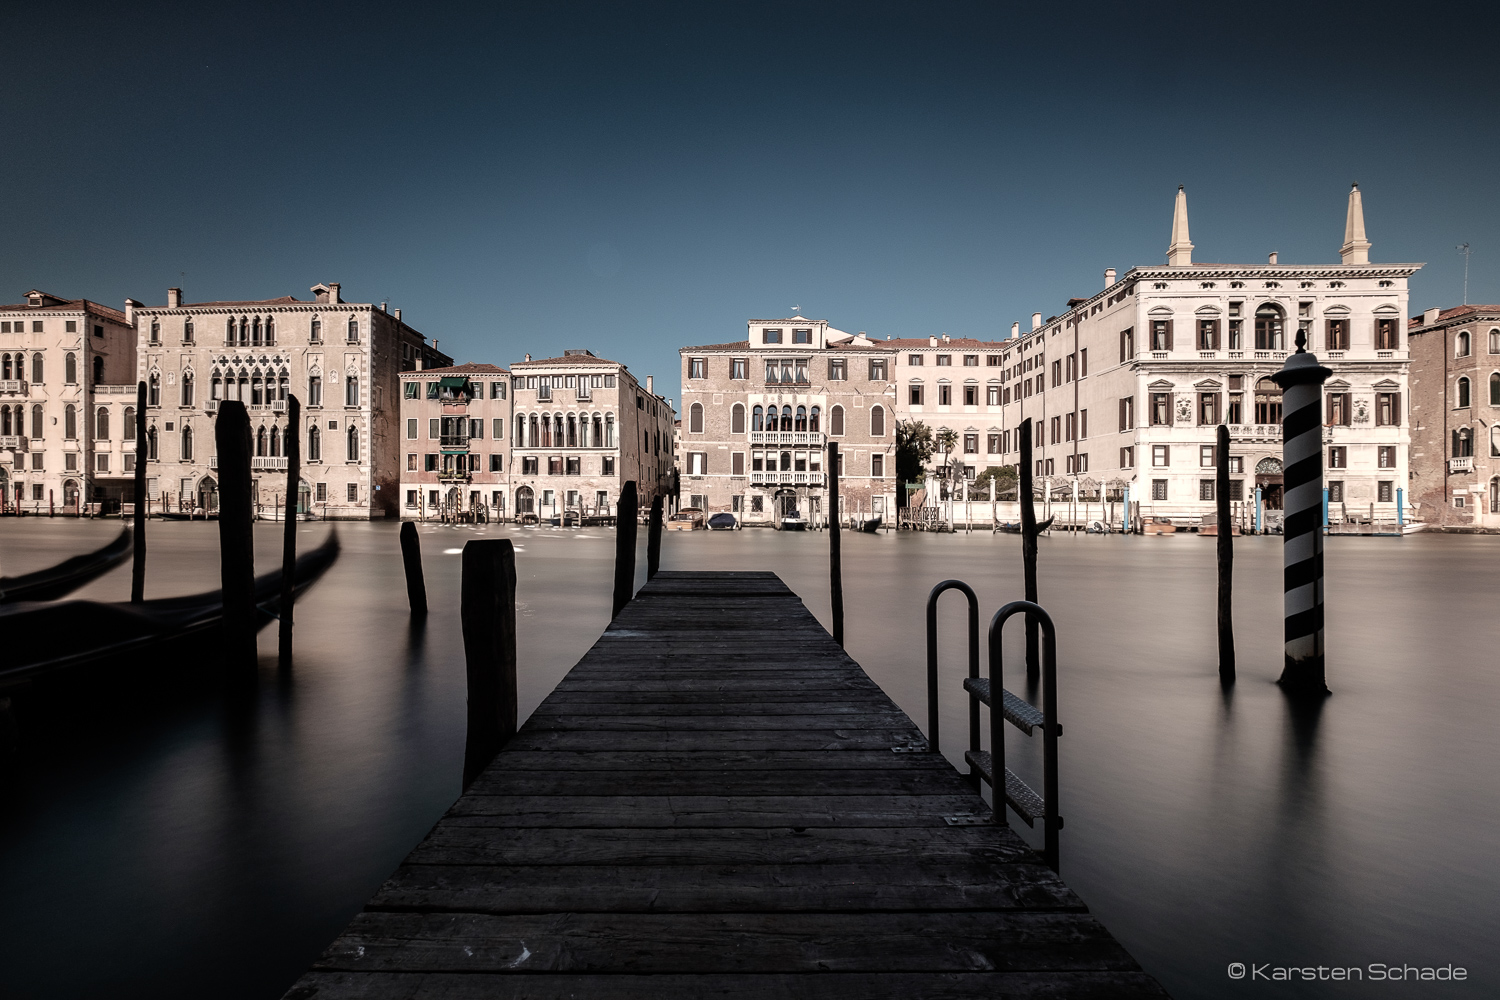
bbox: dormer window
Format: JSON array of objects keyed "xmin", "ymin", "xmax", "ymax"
[
  {"xmin": 1154, "ymin": 282, "xmax": 1169, "ymax": 290},
  {"xmin": 792, "ymin": 329, "xmax": 811, "ymax": 344},
  {"xmin": 763, "ymin": 328, "xmax": 782, "ymax": 344},
  {"xmin": 1379, "ymin": 280, "xmax": 1393, "ymax": 288},
  {"xmin": 1264, "ymin": 281, "xmax": 1280, "ymax": 288},
  {"xmin": 1329, "ymin": 280, "xmax": 1346, "ymax": 289},
  {"xmin": 1200, "ymin": 282, "xmax": 1216, "ymax": 289}
]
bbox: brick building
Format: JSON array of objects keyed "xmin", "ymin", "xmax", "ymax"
[
  {"xmin": 1407, "ymin": 304, "xmax": 1500, "ymax": 526},
  {"xmin": 398, "ymin": 363, "xmax": 512, "ymax": 520}
]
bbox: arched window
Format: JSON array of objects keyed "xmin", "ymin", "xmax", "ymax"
[
  {"xmin": 270, "ymin": 426, "xmax": 281, "ymax": 457},
  {"xmin": 795, "ymin": 406, "xmax": 807, "ymax": 432},
  {"xmin": 123, "ymin": 406, "xmax": 135, "ymax": 440},
  {"xmin": 64, "ymin": 404, "xmax": 77, "ymax": 439},
  {"xmin": 689, "ymin": 402, "xmax": 704, "ymax": 433},
  {"xmin": 92, "ymin": 356, "xmax": 103, "ymax": 384},
  {"xmin": 1, "ymin": 353, "xmax": 10, "ymax": 379},
  {"xmin": 0, "ymin": 405, "xmax": 9, "ymax": 435},
  {"xmin": 65, "ymin": 352, "xmax": 77, "ymax": 384},
  {"xmin": 31, "ymin": 404, "xmax": 44, "ymax": 439},
  {"xmin": 731, "ymin": 403, "xmax": 745, "ymax": 435},
  {"xmin": 1456, "ymin": 331, "xmax": 1471, "ymax": 357},
  {"xmin": 310, "ymin": 317, "xmax": 322, "ymax": 342},
  {"xmin": 239, "ymin": 317, "xmax": 250, "ymax": 346},
  {"xmin": 530, "ymin": 414, "xmax": 540, "ymax": 446},
  {"xmin": 308, "ymin": 374, "xmax": 322, "ymax": 406},
  {"xmin": 514, "ymin": 414, "xmax": 525, "ymax": 447},
  {"xmin": 32, "ymin": 353, "xmax": 43, "ymax": 384},
  {"xmin": 830, "ymin": 404, "xmax": 845, "ymax": 436},
  {"xmin": 307, "ymin": 425, "xmax": 320, "ymax": 461},
  {"xmin": 809, "ymin": 406, "xmax": 820, "ymax": 432},
  {"xmin": 1254, "ymin": 303, "xmax": 1285, "ymax": 351},
  {"xmin": 95, "ymin": 407, "xmax": 109, "ymax": 439},
  {"xmin": 149, "ymin": 320, "xmax": 160, "ymax": 343},
  {"xmin": 252, "ymin": 316, "xmax": 262, "ymax": 346},
  {"xmin": 752, "ymin": 405, "xmax": 763, "ymax": 432},
  {"xmin": 593, "ymin": 414, "xmax": 603, "ymax": 446},
  {"xmin": 148, "ymin": 372, "xmax": 160, "ymax": 406},
  {"xmin": 1457, "ymin": 377, "xmax": 1471, "ymax": 408},
  {"xmin": 181, "ymin": 371, "xmax": 194, "ymax": 406},
  {"xmin": 347, "ymin": 316, "xmax": 359, "ymax": 342},
  {"xmin": 184, "ymin": 317, "xmax": 194, "ymax": 343},
  {"xmin": 1453, "ymin": 428, "xmax": 1473, "ymax": 458},
  {"xmin": 251, "ymin": 373, "xmax": 264, "ymax": 406},
  {"xmin": 147, "ymin": 426, "xmax": 158, "ymax": 460},
  {"xmin": 345, "ymin": 373, "xmax": 359, "ymax": 406},
  {"xmin": 780, "ymin": 407, "xmax": 793, "ymax": 432},
  {"xmin": 870, "ymin": 405, "xmax": 886, "ymax": 437},
  {"xmin": 211, "ymin": 371, "xmax": 223, "ymax": 400},
  {"xmin": 256, "ymin": 426, "xmax": 267, "ymax": 456},
  {"xmin": 567, "ymin": 413, "xmax": 578, "ymax": 447},
  {"xmin": 225, "ymin": 317, "xmax": 235, "ymax": 345},
  {"xmin": 1491, "ymin": 329, "xmax": 1500, "ymax": 354},
  {"xmin": 346, "ymin": 424, "xmax": 359, "ymax": 461},
  {"xmin": 1492, "ymin": 373, "xmax": 1500, "ymax": 407},
  {"xmin": 277, "ymin": 369, "xmax": 289, "ymax": 401},
  {"xmin": 780, "ymin": 450, "xmax": 792, "ymax": 471},
  {"xmin": 604, "ymin": 413, "xmax": 615, "ymax": 447},
  {"xmin": 181, "ymin": 424, "xmax": 193, "ymax": 461},
  {"xmin": 264, "ymin": 317, "xmax": 275, "ymax": 346}
]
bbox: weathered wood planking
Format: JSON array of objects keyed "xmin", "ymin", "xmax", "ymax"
[{"xmin": 281, "ymin": 570, "xmax": 1167, "ymax": 999}]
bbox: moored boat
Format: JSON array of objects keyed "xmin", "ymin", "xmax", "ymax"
[{"xmin": 0, "ymin": 528, "xmax": 133, "ymax": 604}]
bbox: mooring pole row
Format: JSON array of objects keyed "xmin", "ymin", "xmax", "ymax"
[
  {"xmin": 131, "ymin": 380, "xmax": 147, "ymax": 603},
  {"xmin": 215, "ymin": 400, "xmax": 257, "ymax": 675},
  {"xmin": 278, "ymin": 395, "xmax": 301, "ymax": 668}
]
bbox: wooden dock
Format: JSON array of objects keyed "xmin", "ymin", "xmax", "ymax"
[{"xmin": 282, "ymin": 571, "xmax": 1167, "ymax": 999}]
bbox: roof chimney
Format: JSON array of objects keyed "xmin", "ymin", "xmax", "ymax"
[
  {"xmin": 1031, "ymin": 312, "xmax": 1042, "ymax": 331},
  {"xmin": 394, "ymin": 308, "xmax": 401, "ymax": 322},
  {"xmin": 125, "ymin": 298, "xmax": 141, "ymax": 325},
  {"xmin": 525, "ymin": 353, "xmax": 532, "ymax": 362},
  {"xmin": 328, "ymin": 283, "xmax": 341, "ymax": 304},
  {"xmin": 414, "ymin": 355, "xmax": 423, "ymax": 371},
  {"xmin": 167, "ymin": 287, "xmax": 182, "ymax": 308},
  {"xmin": 928, "ymin": 336, "xmax": 938, "ymax": 346},
  {"xmin": 647, "ymin": 375, "xmax": 654, "ymax": 394},
  {"xmin": 381, "ymin": 301, "xmax": 388, "ymax": 313},
  {"xmin": 1166, "ymin": 186, "xmax": 1193, "ymax": 266},
  {"xmin": 1268, "ymin": 251, "xmax": 1278, "ymax": 265},
  {"xmin": 1423, "ymin": 307, "xmax": 1440, "ymax": 326},
  {"xmin": 1010, "ymin": 322, "xmax": 1020, "ymax": 338},
  {"xmin": 1104, "ymin": 268, "xmax": 1116, "ymax": 287}
]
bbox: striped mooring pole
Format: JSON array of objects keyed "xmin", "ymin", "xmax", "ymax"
[{"xmin": 1270, "ymin": 331, "xmax": 1332, "ymax": 697}]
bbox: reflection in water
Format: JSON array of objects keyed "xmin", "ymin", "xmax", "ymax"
[{"xmin": 0, "ymin": 522, "xmax": 1496, "ymax": 999}]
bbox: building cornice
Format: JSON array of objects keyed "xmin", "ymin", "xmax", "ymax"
[{"xmin": 1124, "ymin": 264, "xmax": 1422, "ymax": 281}]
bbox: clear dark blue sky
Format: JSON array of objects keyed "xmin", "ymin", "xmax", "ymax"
[{"xmin": 5, "ymin": 1, "xmax": 1497, "ymax": 400}]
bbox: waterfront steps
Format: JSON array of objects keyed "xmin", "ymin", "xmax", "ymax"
[{"xmin": 281, "ymin": 570, "xmax": 1167, "ymax": 999}]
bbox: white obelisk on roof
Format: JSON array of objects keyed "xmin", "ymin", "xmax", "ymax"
[
  {"xmin": 1166, "ymin": 185, "xmax": 1193, "ymax": 266},
  {"xmin": 1340, "ymin": 183, "xmax": 1371, "ymax": 265}
]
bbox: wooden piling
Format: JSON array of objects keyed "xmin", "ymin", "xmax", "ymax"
[
  {"xmin": 611, "ymin": 481, "xmax": 639, "ymax": 619},
  {"xmin": 461, "ymin": 538, "xmax": 518, "ymax": 789},
  {"xmin": 278, "ymin": 395, "xmax": 301, "ymax": 668},
  {"xmin": 214, "ymin": 400, "xmax": 257, "ymax": 674},
  {"xmin": 828, "ymin": 441, "xmax": 844, "ymax": 647},
  {"xmin": 131, "ymin": 381, "xmax": 147, "ymax": 603},
  {"xmin": 400, "ymin": 521, "xmax": 428, "ymax": 615},
  {"xmin": 1018, "ymin": 418, "xmax": 1040, "ymax": 683},
  {"xmin": 1216, "ymin": 423, "xmax": 1235, "ymax": 684},
  {"xmin": 646, "ymin": 494, "xmax": 664, "ymax": 580}
]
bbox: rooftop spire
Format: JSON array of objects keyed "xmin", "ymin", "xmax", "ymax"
[
  {"xmin": 1167, "ymin": 185, "xmax": 1193, "ymax": 266},
  {"xmin": 1340, "ymin": 183, "xmax": 1371, "ymax": 265}
]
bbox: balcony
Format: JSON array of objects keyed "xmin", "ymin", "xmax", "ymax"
[
  {"xmin": 440, "ymin": 435, "xmax": 469, "ymax": 452},
  {"xmin": 0, "ymin": 435, "xmax": 25, "ymax": 451},
  {"xmin": 1376, "ymin": 351, "xmax": 1395, "ymax": 359},
  {"xmin": 1227, "ymin": 351, "xmax": 1245, "ymax": 359},
  {"xmin": 1198, "ymin": 351, "xmax": 1218, "ymax": 360},
  {"xmin": 1151, "ymin": 352, "xmax": 1168, "ymax": 360},
  {"xmin": 749, "ymin": 471, "xmax": 826, "ymax": 487},
  {"xmin": 0, "ymin": 380, "xmax": 25, "ymax": 396},
  {"xmin": 205, "ymin": 399, "xmax": 219, "ymax": 413},
  {"xmin": 438, "ymin": 471, "xmax": 472, "ymax": 484},
  {"xmin": 1449, "ymin": 457, "xmax": 1473, "ymax": 474},
  {"xmin": 252, "ymin": 457, "xmax": 289, "ymax": 471},
  {"xmin": 271, "ymin": 399, "xmax": 287, "ymax": 413},
  {"xmin": 749, "ymin": 431, "xmax": 826, "ymax": 446}
]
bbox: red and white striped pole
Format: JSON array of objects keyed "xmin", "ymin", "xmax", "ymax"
[{"xmin": 1271, "ymin": 331, "xmax": 1332, "ymax": 697}]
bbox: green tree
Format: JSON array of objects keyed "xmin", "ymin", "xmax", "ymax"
[
  {"xmin": 895, "ymin": 420, "xmax": 935, "ymax": 506},
  {"xmin": 973, "ymin": 464, "xmax": 1018, "ymax": 499}
]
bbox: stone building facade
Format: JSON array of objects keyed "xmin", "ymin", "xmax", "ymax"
[
  {"xmin": 509, "ymin": 351, "xmax": 675, "ymax": 519},
  {"xmin": 0, "ymin": 290, "xmax": 138, "ymax": 512},
  {"xmin": 888, "ymin": 334, "xmax": 1012, "ymax": 492},
  {"xmin": 133, "ymin": 283, "xmax": 450, "ymax": 519},
  {"xmin": 679, "ymin": 318, "xmax": 898, "ymax": 524},
  {"xmin": 398, "ymin": 363, "xmax": 512, "ymax": 519},
  {"xmin": 990, "ymin": 185, "xmax": 1417, "ymax": 522},
  {"xmin": 1407, "ymin": 304, "xmax": 1500, "ymax": 527}
]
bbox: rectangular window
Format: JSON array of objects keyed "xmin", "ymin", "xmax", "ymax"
[
  {"xmin": 1329, "ymin": 446, "xmax": 1347, "ymax": 469},
  {"xmin": 689, "ymin": 358, "xmax": 706, "ymax": 379},
  {"xmin": 763, "ymin": 328, "xmax": 782, "ymax": 344},
  {"xmin": 1375, "ymin": 392, "xmax": 1400, "ymax": 426},
  {"xmin": 1150, "ymin": 392, "xmax": 1171, "ymax": 426},
  {"xmin": 1198, "ymin": 320, "xmax": 1219, "ymax": 350},
  {"xmin": 938, "ymin": 384, "xmax": 951, "ymax": 405},
  {"xmin": 1151, "ymin": 320, "xmax": 1173, "ymax": 351},
  {"xmin": 963, "ymin": 384, "xmax": 978, "ymax": 406},
  {"xmin": 731, "ymin": 358, "xmax": 747, "ymax": 379},
  {"xmin": 424, "ymin": 454, "xmax": 438, "ymax": 471},
  {"xmin": 1227, "ymin": 392, "xmax": 1243, "ymax": 423},
  {"xmin": 1050, "ymin": 415, "xmax": 1061, "ymax": 444},
  {"xmin": 1326, "ymin": 319, "xmax": 1350, "ymax": 351},
  {"xmin": 1044, "ymin": 458, "xmax": 1054, "ymax": 475},
  {"xmin": 963, "ymin": 355, "xmax": 978, "ymax": 367},
  {"xmin": 871, "ymin": 453, "xmax": 885, "ymax": 477},
  {"xmin": 1378, "ymin": 480, "xmax": 1394, "ymax": 503},
  {"xmin": 1066, "ymin": 354, "xmax": 1075, "ymax": 381},
  {"xmin": 765, "ymin": 360, "xmax": 780, "ymax": 384},
  {"xmin": 1324, "ymin": 480, "xmax": 1344, "ymax": 502},
  {"xmin": 908, "ymin": 354, "xmax": 924, "ymax": 366},
  {"xmin": 548, "ymin": 457, "xmax": 563, "ymax": 475},
  {"xmin": 405, "ymin": 489, "xmax": 417, "ymax": 507},
  {"xmin": 986, "ymin": 354, "xmax": 1002, "ymax": 366},
  {"xmin": 1227, "ymin": 479, "xmax": 1243, "ymax": 501},
  {"xmin": 1378, "ymin": 445, "xmax": 1395, "ymax": 468},
  {"xmin": 1375, "ymin": 318, "xmax": 1399, "ymax": 351},
  {"xmin": 493, "ymin": 418, "xmax": 503, "ymax": 439},
  {"xmin": 1064, "ymin": 412, "xmax": 1075, "ymax": 441},
  {"xmin": 403, "ymin": 382, "xmax": 419, "ymax": 399},
  {"xmin": 603, "ymin": 456, "xmax": 615, "ymax": 475},
  {"xmin": 1152, "ymin": 479, "xmax": 1168, "ymax": 501},
  {"xmin": 406, "ymin": 418, "xmax": 417, "ymax": 439},
  {"xmin": 1153, "ymin": 444, "xmax": 1170, "ymax": 467},
  {"xmin": 793, "ymin": 329, "xmax": 811, "ymax": 344},
  {"xmin": 490, "ymin": 454, "xmax": 503, "ymax": 472},
  {"xmin": 566, "ymin": 457, "xmax": 581, "ymax": 475},
  {"xmin": 1080, "ymin": 409, "xmax": 1087, "ymax": 438},
  {"xmin": 347, "ymin": 483, "xmax": 358, "ymax": 502},
  {"xmin": 1199, "ymin": 479, "xmax": 1215, "ymax": 501},
  {"xmin": 829, "ymin": 358, "xmax": 847, "ymax": 380},
  {"xmin": 936, "ymin": 355, "xmax": 951, "ymax": 366},
  {"xmin": 1200, "ymin": 445, "xmax": 1216, "ymax": 468},
  {"xmin": 963, "ymin": 432, "xmax": 978, "ymax": 453},
  {"xmin": 523, "ymin": 456, "xmax": 538, "ymax": 475},
  {"xmin": 316, "ymin": 483, "xmax": 328, "ymax": 502},
  {"xmin": 1120, "ymin": 327, "xmax": 1134, "ymax": 361},
  {"xmin": 1199, "ymin": 392, "xmax": 1220, "ymax": 425},
  {"xmin": 1051, "ymin": 360, "xmax": 1062, "ymax": 386},
  {"xmin": 732, "ymin": 452, "xmax": 745, "ymax": 476},
  {"xmin": 1120, "ymin": 446, "xmax": 1134, "ymax": 468},
  {"xmin": 869, "ymin": 358, "xmax": 887, "ymax": 380},
  {"xmin": 986, "ymin": 385, "xmax": 1000, "ymax": 405},
  {"xmin": 1119, "ymin": 396, "xmax": 1135, "ymax": 430},
  {"xmin": 1327, "ymin": 392, "xmax": 1351, "ymax": 426},
  {"xmin": 407, "ymin": 453, "xmax": 417, "ymax": 471},
  {"xmin": 987, "ymin": 433, "xmax": 1001, "ymax": 454}
]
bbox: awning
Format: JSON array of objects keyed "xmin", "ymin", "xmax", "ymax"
[{"xmin": 438, "ymin": 376, "xmax": 468, "ymax": 388}]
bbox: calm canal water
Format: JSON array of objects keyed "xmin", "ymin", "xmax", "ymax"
[{"xmin": 0, "ymin": 520, "xmax": 1495, "ymax": 998}]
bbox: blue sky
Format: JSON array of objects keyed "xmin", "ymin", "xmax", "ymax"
[{"xmin": 5, "ymin": 1, "xmax": 1497, "ymax": 402}]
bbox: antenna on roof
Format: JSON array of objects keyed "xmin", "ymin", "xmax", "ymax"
[{"xmin": 1457, "ymin": 243, "xmax": 1472, "ymax": 305}]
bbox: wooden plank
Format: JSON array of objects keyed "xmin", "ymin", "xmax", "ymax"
[
  {"xmin": 462, "ymin": 767, "xmax": 974, "ymax": 797},
  {"xmin": 476, "ymin": 750, "xmax": 955, "ymax": 771},
  {"xmin": 444, "ymin": 793, "xmax": 987, "ymax": 827},
  {"xmin": 284, "ymin": 970, "xmax": 1171, "ymax": 999},
  {"xmin": 519, "ymin": 714, "xmax": 914, "ymax": 731},
  {"xmin": 503, "ymin": 730, "xmax": 926, "ymax": 752}
]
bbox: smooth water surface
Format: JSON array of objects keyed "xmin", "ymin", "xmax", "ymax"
[{"xmin": 0, "ymin": 520, "xmax": 1495, "ymax": 998}]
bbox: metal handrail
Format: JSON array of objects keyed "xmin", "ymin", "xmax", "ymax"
[
  {"xmin": 977, "ymin": 599, "xmax": 1061, "ymax": 871},
  {"xmin": 924, "ymin": 580, "xmax": 979, "ymax": 774}
]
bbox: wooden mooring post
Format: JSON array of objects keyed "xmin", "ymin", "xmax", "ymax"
[
  {"xmin": 278, "ymin": 395, "xmax": 301, "ymax": 667},
  {"xmin": 1216, "ymin": 423, "xmax": 1235, "ymax": 684},
  {"xmin": 215, "ymin": 400, "xmax": 257, "ymax": 674},
  {"xmin": 461, "ymin": 538, "xmax": 517, "ymax": 789},
  {"xmin": 646, "ymin": 493, "xmax": 664, "ymax": 581},
  {"xmin": 400, "ymin": 521, "xmax": 428, "ymax": 616},
  {"xmin": 131, "ymin": 380, "xmax": 147, "ymax": 603},
  {"xmin": 1018, "ymin": 418, "xmax": 1040, "ymax": 683},
  {"xmin": 828, "ymin": 440, "xmax": 844, "ymax": 647},
  {"xmin": 611, "ymin": 480, "xmax": 639, "ymax": 619}
]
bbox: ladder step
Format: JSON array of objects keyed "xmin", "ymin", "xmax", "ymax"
[
  {"xmin": 963, "ymin": 750, "xmax": 1049, "ymax": 827},
  {"xmin": 963, "ymin": 677, "xmax": 1052, "ymax": 735}
]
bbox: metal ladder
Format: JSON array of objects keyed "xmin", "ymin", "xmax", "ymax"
[{"xmin": 925, "ymin": 581, "xmax": 1063, "ymax": 871}]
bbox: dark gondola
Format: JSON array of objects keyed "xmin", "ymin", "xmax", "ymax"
[
  {"xmin": 708, "ymin": 512, "xmax": 737, "ymax": 531},
  {"xmin": 158, "ymin": 511, "xmax": 219, "ymax": 521},
  {"xmin": 996, "ymin": 515, "xmax": 1055, "ymax": 534},
  {"xmin": 0, "ymin": 528, "xmax": 133, "ymax": 604},
  {"xmin": 0, "ymin": 531, "xmax": 340, "ymax": 686},
  {"xmin": 856, "ymin": 516, "xmax": 882, "ymax": 533}
]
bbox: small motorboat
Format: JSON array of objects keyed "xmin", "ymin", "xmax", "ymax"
[
  {"xmin": 780, "ymin": 512, "xmax": 808, "ymax": 531},
  {"xmin": 1143, "ymin": 518, "xmax": 1178, "ymax": 535},
  {"xmin": 667, "ymin": 508, "xmax": 706, "ymax": 530},
  {"xmin": 707, "ymin": 512, "xmax": 737, "ymax": 531},
  {"xmin": 0, "ymin": 528, "xmax": 133, "ymax": 604},
  {"xmin": 158, "ymin": 510, "xmax": 219, "ymax": 521},
  {"xmin": 547, "ymin": 509, "xmax": 583, "ymax": 527},
  {"xmin": 995, "ymin": 516, "xmax": 1055, "ymax": 534}
]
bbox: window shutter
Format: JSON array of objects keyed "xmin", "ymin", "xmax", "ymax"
[
  {"xmin": 1165, "ymin": 320, "xmax": 1174, "ymax": 351},
  {"xmin": 1166, "ymin": 394, "xmax": 1174, "ymax": 426},
  {"xmin": 1324, "ymin": 319, "xmax": 1332, "ymax": 350},
  {"xmin": 1119, "ymin": 397, "xmax": 1126, "ymax": 431},
  {"xmin": 1393, "ymin": 393, "xmax": 1401, "ymax": 424}
]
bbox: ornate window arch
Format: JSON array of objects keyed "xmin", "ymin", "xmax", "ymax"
[
  {"xmin": 65, "ymin": 352, "xmax": 77, "ymax": 384},
  {"xmin": 830, "ymin": 404, "xmax": 845, "ymax": 436},
  {"xmin": 346, "ymin": 423, "xmax": 359, "ymax": 461},
  {"xmin": 123, "ymin": 406, "xmax": 135, "ymax": 440},
  {"xmin": 689, "ymin": 402, "xmax": 704, "ymax": 433},
  {"xmin": 809, "ymin": 405, "xmax": 820, "ymax": 432},
  {"xmin": 870, "ymin": 404, "xmax": 886, "ymax": 437},
  {"xmin": 1456, "ymin": 331, "xmax": 1471, "ymax": 357},
  {"xmin": 731, "ymin": 402, "xmax": 745, "ymax": 435},
  {"xmin": 180, "ymin": 423, "xmax": 194, "ymax": 461},
  {"xmin": 180, "ymin": 369, "xmax": 195, "ymax": 406},
  {"xmin": 95, "ymin": 406, "xmax": 110, "ymax": 439}
]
